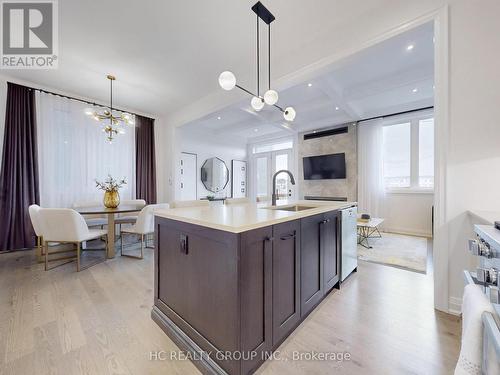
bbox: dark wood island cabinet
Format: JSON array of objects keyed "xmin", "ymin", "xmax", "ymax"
[{"xmin": 152, "ymin": 204, "xmax": 349, "ymax": 375}]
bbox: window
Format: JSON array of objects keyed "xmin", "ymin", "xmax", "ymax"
[
  {"xmin": 418, "ymin": 118, "xmax": 434, "ymax": 188},
  {"xmin": 383, "ymin": 123, "xmax": 411, "ymax": 188},
  {"xmin": 37, "ymin": 93, "xmax": 136, "ymax": 207},
  {"xmin": 252, "ymin": 140, "xmax": 293, "ymax": 154},
  {"xmin": 382, "ymin": 115, "xmax": 434, "ymax": 190}
]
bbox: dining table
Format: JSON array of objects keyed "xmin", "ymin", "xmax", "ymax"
[{"xmin": 76, "ymin": 203, "xmax": 145, "ymax": 258}]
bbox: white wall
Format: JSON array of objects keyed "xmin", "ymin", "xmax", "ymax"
[
  {"xmin": 383, "ymin": 192, "xmax": 434, "ymax": 237},
  {"xmin": 175, "ymin": 129, "xmax": 247, "ymax": 200}
]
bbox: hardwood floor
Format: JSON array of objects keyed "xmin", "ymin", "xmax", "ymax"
[{"xmin": 0, "ymin": 245, "xmax": 460, "ymax": 375}]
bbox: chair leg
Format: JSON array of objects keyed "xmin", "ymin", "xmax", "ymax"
[
  {"xmin": 44, "ymin": 241, "xmax": 49, "ymax": 271},
  {"xmin": 141, "ymin": 235, "xmax": 144, "ymax": 259},
  {"xmin": 121, "ymin": 233, "xmax": 144, "ymax": 259},
  {"xmin": 77, "ymin": 242, "xmax": 81, "ymax": 272},
  {"xmin": 120, "ymin": 232, "xmax": 124, "ymax": 255}
]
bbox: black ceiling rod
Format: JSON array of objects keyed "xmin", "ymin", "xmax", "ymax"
[
  {"xmin": 256, "ymin": 14, "xmax": 260, "ymax": 97},
  {"xmin": 13, "ymin": 82, "xmax": 143, "ymax": 118},
  {"xmin": 268, "ymin": 22, "xmax": 271, "ymax": 90},
  {"xmin": 357, "ymin": 106, "xmax": 434, "ymax": 123}
]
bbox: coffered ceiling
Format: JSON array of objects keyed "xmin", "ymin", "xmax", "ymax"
[{"xmin": 181, "ymin": 21, "xmax": 434, "ymax": 143}]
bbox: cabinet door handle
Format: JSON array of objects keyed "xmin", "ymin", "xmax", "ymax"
[
  {"xmin": 265, "ymin": 236, "xmax": 274, "ymax": 242},
  {"xmin": 320, "ymin": 219, "xmax": 330, "ymax": 224},
  {"xmin": 180, "ymin": 234, "xmax": 188, "ymax": 254},
  {"xmin": 280, "ymin": 233, "xmax": 296, "ymax": 240}
]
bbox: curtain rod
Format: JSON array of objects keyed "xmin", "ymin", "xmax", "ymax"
[
  {"xmin": 9, "ymin": 81, "xmax": 150, "ymax": 119},
  {"xmin": 357, "ymin": 106, "xmax": 434, "ymax": 123}
]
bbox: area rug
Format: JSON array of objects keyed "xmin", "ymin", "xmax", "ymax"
[{"xmin": 357, "ymin": 232, "xmax": 428, "ymax": 273}]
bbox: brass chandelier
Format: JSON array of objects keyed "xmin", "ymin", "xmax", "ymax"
[{"xmin": 85, "ymin": 75, "xmax": 134, "ymax": 142}]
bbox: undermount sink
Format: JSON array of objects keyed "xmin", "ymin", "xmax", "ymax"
[{"xmin": 266, "ymin": 205, "xmax": 317, "ymax": 212}]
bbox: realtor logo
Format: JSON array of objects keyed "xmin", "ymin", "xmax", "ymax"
[{"xmin": 1, "ymin": 0, "xmax": 58, "ymax": 69}]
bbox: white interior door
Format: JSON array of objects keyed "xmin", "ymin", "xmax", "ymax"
[{"xmin": 179, "ymin": 152, "xmax": 197, "ymax": 200}]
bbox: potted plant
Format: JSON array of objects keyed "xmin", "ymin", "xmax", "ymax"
[{"xmin": 95, "ymin": 175, "xmax": 127, "ymax": 208}]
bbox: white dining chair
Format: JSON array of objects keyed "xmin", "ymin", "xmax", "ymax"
[
  {"xmin": 72, "ymin": 201, "xmax": 107, "ymax": 228},
  {"xmin": 120, "ymin": 203, "xmax": 169, "ymax": 259},
  {"xmin": 225, "ymin": 197, "xmax": 250, "ymax": 205},
  {"xmin": 28, "ymin": 204, "xmax": 45, "ymax": 259},
  {"xmin": 39, "ymin": 208, "xmax": 108, "ymax": 271},
  {"xmin": 115, "ymin": 199, "xmax": 146, "ymax": 227},
  {"xmin": 169, "ymin": 200, "xmax": 209, "ymax": 208}
]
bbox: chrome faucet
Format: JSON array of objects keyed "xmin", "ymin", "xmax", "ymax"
[{"xmin": 272, "ymin": 170, "xmax": 296, "ymax": 206}]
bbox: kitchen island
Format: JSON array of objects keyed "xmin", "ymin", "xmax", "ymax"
[{"xmin": 152, "ymin": 200, "xmax": 356, "ymax": 375}]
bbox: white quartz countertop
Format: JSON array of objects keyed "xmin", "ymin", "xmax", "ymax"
[{"xmin": 155, "ymin": 200, "xmax": 357, "ymax": 233}]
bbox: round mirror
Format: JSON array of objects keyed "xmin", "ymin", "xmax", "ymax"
[{"xmin": 201, "ymin": 157, "xmax": 229, "ymax": 193}]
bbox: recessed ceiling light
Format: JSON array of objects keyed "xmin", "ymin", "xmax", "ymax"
[
  {"xmin": 307, "ymin": 83, "xmax": 313, "ymax": 87},
  {"xmin": 412, "ymin": 88, "xmax": 418, "ymax": 93},
  {"xmin": 217, "ymin": 116, "xmax": 221, "ymax": 120},
  {"xmin": 254, "ymin": 128, "xmax": 259, "ymax": 132},
  {"xmin": 313, "ymin": 130, "xmax": 317, "ymax": 133},
  {"xmin": 406, "ymin": 44, "xmax": 414, "ymax": 51},
  {"xmin": 335, "ymin": 106, "xmax": 339, "ymax": 111}
]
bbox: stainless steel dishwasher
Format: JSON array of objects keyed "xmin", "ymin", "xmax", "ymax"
[{"xmin": 341, "ymin": 206, "xmax": 358, "ymax": 281}]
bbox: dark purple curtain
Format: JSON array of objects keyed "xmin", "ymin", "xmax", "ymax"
[
  {"xmin": 135, "ymin": 115, "xmax": 157, "ymax": 204},
  {"xmin": 0, "ymin": 83, "xmax": 39, "ymax": 251}
]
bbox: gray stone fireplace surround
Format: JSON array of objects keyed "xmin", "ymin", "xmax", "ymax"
[{"xmin": 298, "ymin": 123, "xmax": 357, "ymax": 202}]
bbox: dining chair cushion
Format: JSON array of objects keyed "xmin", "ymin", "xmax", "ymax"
[
  {"xmin": 116, "ymin": 199, "xmax": 146, "ymax": 218},
  {"xmin": 39, "ymin": 208, "xmax": 107, "ymax": 243},
  {"xmin": 122, "ymin": 203, "xmax": 170, "ymax": 235},
  {"xmin": 28, "ymin": 204, "xmax": 44, "ymax": 237}
]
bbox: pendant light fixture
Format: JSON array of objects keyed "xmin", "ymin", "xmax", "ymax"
[
  {"xmin": 218, "ymin": 2, "xmax": 296, "ymax": 121},
  {"xmin": 85, "ymin": 75, "xmax": 134, "ymax": 143}
]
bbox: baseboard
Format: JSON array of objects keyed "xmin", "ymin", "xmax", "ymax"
[
  {"xmin": 382, "ymin": 227, "xmax": 432, "ymax": 238},
  {"xmin": 448, "ymin": 296, "xmax": 462, "ymax": 316},
  {"xmin": 151, "ymin": 306, "xmax": 227, "ymax": 375}
]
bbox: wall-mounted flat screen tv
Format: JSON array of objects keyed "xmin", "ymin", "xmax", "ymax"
[{"xmin": 303, "ymin": 153, "xmax": 346, "ymax": 180}]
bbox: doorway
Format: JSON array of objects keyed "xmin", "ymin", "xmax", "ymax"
[
  {"xmin": 251, "ymin": 139, "xmax": 296, "ymax": 202},
  {"xmin": 179, "ymin": 152, "xmax": 197, "ymax": 200}
]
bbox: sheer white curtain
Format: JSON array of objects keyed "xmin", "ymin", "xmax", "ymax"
[
  {"xmin": 36, "ymin": 93, "xmax": 135, "ymax": 208},
  {"xmin": 357, "ymin": 119, "xmax": 385, "ymax": 218}
]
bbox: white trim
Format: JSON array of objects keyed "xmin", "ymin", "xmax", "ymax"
[
  {"xmin": 432, "ymin": 6, "xmax": 450, "ymax": 313},
  {"xmin": 448, "ymin": 297, "xmax": 462, "ymax": 316},
  {"xmin": 383, "ymin": 227, "xmax": 432, "ymax": 238},
  {"xmin": 386, "ymin": 188, "xmax": 434, "ymax": 195}
]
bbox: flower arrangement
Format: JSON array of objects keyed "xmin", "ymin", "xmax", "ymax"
[
  {"xmin": 95, "ymin": 175, "xmax": 126, "ymax": 208},
  {"xmin": 95, "ymin": 174, "xmax": 127, "ymax": 192}
]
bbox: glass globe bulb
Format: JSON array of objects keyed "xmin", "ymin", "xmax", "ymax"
[
  {"xmin": 283, "ymin": 107, "xmax": 296, "ymax": 121},
  {"xmin": 251, "ymin": 96, "xmax": 265, "ymax": 111},
  {"xmin": 264, "ymin": 89, "xmax": 279, "ymax": 105},
  {"xmin": 218, "ymin": 71, "xmax": 236, "ymax": 91}
]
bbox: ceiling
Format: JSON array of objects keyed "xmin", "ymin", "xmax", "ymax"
[
  {"xmin": 181, "ymin": 21, "xmax": 434, "ymax": 143},
  {"xmin": 1, "ymin": 0, "xmax": 415, "ymax": 118}
]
